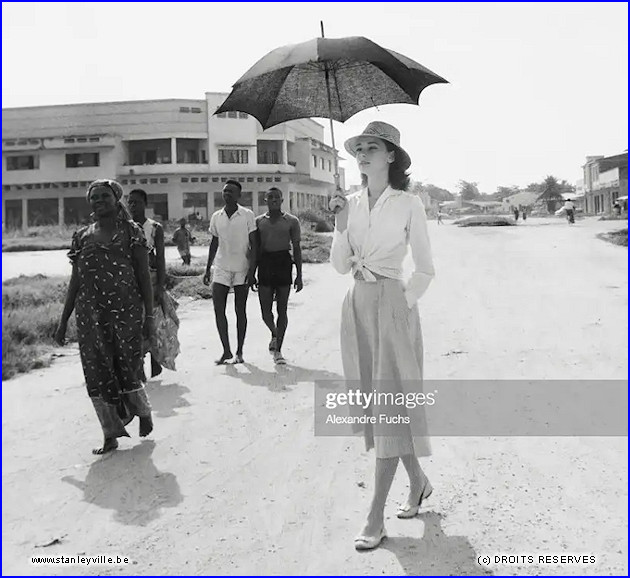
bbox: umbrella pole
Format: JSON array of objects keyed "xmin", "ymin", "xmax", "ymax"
[{"xmin": 321, "ymin": 21, "xmax": 342, "ymax": 196}]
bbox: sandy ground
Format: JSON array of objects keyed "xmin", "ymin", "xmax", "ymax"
[{"xmin": 2, "ymin": 217, "xmax": 627, "ymax": 576}]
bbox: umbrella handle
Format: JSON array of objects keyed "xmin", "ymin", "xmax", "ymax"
[{"xmin": 321, "ymin": 20, "xmax": 343, "ymax": 198}]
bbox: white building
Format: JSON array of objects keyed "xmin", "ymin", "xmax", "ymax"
[{"xmin": 2, "ymin": 94, "xmax": 345, "ymax": 230}]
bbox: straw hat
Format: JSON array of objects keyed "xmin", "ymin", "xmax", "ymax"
[{"xmin": 344, "ymin": 121, "xmax": 411, "ymax": 170}]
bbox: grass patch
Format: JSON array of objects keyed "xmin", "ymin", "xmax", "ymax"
[
  {"xmin": 598, "ymin": 228, "xmax": 628, "ymax": 247},
  {"xmin": 2, "ymin": 275, "xmax": 76, "ymax": 380},
  {"xmin": 297, "ymin": 209, "xmax": 334, "ymax": 233},
  {"xmin": 300, "ymin": 230, "xmax": 332, "ymax": 263}
]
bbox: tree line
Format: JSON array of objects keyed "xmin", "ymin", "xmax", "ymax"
[{"xmin": 411, "ymin": 176, "xmax": 576, "ymax": 202}]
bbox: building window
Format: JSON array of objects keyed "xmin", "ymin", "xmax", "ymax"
[
  {"xmin": 89, "ymin": 137, "xmax": 100, "ymax": 142},
  {"xmin": 130, "ymin": 179, "xmax": 137, "ymax": 185},
  {"xmin": 77, "ymin": 137, "xmax": 87, "ymax": 143},
  {"xmin": 122, "ymin": 179, "xmax": 129, "ymax": 185},
  {"xmin": 265, "ymin": 177, "xmax": 273, "ymax": 182},
  {"xmin": 64, "ymin": 138, "xmax": 75, "ymax": 144},
  {"xmin": 247, "ymin": 177, "xmax": 254, "ymax": 182},
  {"xmin": 312, "ymin": 155, "xmax": 317, "ymax": 168},
  {"xmin": 214, "ymin": 191, "xmax": 224, "ymax": 206},
  {"xmin": 238, "ymin": 112, "xmax": 249, "ymax": 119},
  {"xmin": 66, "ymin": 152, "xmax": 99, "ymax": 168},
  {"xmin": 218, "ymin": 149, "xmax": 249, "ymax": 164},
  {"xmin": 7, "ymin": 155, "xmax": 39, "ymax": 171},
  {"xmin": 227, "ymin": 111, "xmax": 238, "ymax": 119},
  {"xmin": 191, "ymin": 177, "xmax": 199, "ymax": 183},
  {"xmin": 212, "ymin": 177, "xmax": 219, "ymax": 182},
  {"xmin": 274, "ymin": 177, "xmax": 281, "ymax": 182},
  {"xmin": 320, "ymin": 158, "xmax": 325, "ymax": 170},
  {"xmin": 183, "ymin": 192, "xmax": 208, "ymax": 208},
  {"xmin": 181, "ymin": 177, "xmax": 189, "ymax": 183},
  {"xmin": 179, "ymin": 107, "xmax": 190, "ymax": 113},
  {"xmin": 159, "ymin": 177, "xmax": 168, "ymax": 184},
  {"xmin": 328, "ymin": 160, "xmax": 332, "ymax": 171},
  {"xmin": 201, "ymin": 177, "xmax": 208, "ymax": 182},
  {"xmin": 216, "ymin": 112, "xmax": 227, "ymax": 118},
  {"xmin": 238, "ymin": 177, "xmax": 245, "ymax": 183},
  {"xmin": 150, "ymin": 178, "xmax": 158, "ymax": 184},
  {"xmin": 220, "ymin": 177, "xmax": 227, "ymax": 182},
  {"xmin": 140, "ymin": 178, "xmax": 148, "ymax": 184},
  {"xmin": 257, "ymin": 177, "xmax": 264, "ymax": 182},
  {"xmin": 191, "ymin": 107, "xmax": 202, "ymax": 114},
  {"xmin": 258, "ymin": 150, "xmax": 280, "ymax": 164},
  {"xmin": 258, "ymin": 191, "xmax": 268, "ymax": 206}
]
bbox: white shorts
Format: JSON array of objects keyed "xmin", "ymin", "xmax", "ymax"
[{"xmin": 212, "ymin": 266, "xmax": 249, "ymax": 288}]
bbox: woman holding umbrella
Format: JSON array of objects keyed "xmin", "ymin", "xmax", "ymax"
[{"xmin": 330, "ymin": 121, "xmax": 435, "ymax": 550}]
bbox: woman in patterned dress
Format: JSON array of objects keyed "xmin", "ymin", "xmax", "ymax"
[
  {"xmin": 55, "ymin": 179, "xmax": 155, "ymax": 455},
  {"xmin": 329, "ymin": 122, "xmax": 436, "ymax": 550}
]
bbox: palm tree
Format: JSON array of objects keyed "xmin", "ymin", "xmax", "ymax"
[{"xmin": 537, "ymin": 175, "xmax": 564, "ymax": 213}]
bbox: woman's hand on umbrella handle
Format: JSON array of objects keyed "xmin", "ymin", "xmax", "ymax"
[
  {"xmin": 330, "ymin": 195, "xmax": 349, "ymax": 232},
  {"xmin": 329, "ymin": 195, "xmax": 347, "ymax": 214}
]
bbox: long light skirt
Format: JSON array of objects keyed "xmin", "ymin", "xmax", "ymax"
[{"xmin": 340, "ymin": 278, "xmax": 431, "ymax": 458}]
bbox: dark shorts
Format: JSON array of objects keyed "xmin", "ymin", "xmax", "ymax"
[{"xmin": 258, "ymin": 251, "xmax": 293, "ymax": 288}]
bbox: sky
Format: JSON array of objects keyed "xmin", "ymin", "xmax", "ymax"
[{"xmin": 2, "ymin": 2, "xmax": 627, "ymax": 193}]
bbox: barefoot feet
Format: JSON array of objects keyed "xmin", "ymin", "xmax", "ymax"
[
  {"xmin": 92, "ymin": 437, "xmax": 119, "ymax": 455},
  {"xmin": 139, "ymin": 415, "xmax": 154, "ymax": 437},
  {"xmin": 215, "ymin": 352, "xmax": 233, "ymax": 365}
]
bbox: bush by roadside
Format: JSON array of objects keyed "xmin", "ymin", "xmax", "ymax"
[
  {"xmin": 296, "ymin": 209, "xmax": 334, "ymax": 233},
  {"xmin": 598, "ymin": 228, "xmax": 628, "ymax": 247},
  {"xmin": 2, "ymin": 275, "xmax": 77, "ymax": 380}
]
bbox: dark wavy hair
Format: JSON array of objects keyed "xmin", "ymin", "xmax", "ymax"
[{"xmin": 360, "ymin": 141, "xmax": 411, "ymax": 191}]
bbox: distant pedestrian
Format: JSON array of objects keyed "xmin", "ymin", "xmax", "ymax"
[
  {"xmin": 521, "ymin": 206, "xmax": 527, "ymax": 221},
  {"xmin": 172, "ymin": 218, "xmax": 195, "ymax": 265},
  {"xmin": 564, "ymin": 198, "xmax": 575, "ymax": 224},
  {"xmin": 437, "ymin": 211, "xmax": 444, "ymax": 225},
  {"xmin": 513, "ymin": 206, "xmax": 519, "ymax": 221},
  {"xmin": 613, "ymin": 200, "xmax": 621, "ymax": 216}
]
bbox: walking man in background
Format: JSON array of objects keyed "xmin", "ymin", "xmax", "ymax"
[
  {"xmin": 203, "ymin": 180, "xmax": 257, "ymax": 364},
  {"xmin": 172, "ymin": 218, "xmax": 195, "ymax": 265},
  {"xmin": 254, "ymin": 187, "xmax": 303, "ymax": 365}
]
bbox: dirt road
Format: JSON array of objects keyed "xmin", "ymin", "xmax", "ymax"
[{"xmin": 2, "ymin": 217, "xmax": 627, "ymax": 576}]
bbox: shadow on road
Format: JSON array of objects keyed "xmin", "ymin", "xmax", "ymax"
[
  {"xmin": 62, "ymin": 440, "xmax": 182, "ymax": 526},
  {"xmin": 381, "ymin": 512, "xmax": 493, "ymax": 576},
  {"xmin": 224, "ymin": 362, "xmax": 345, "ymax": 393},
  {"xmin": 145, "ymin": 379, "xmax": 191, "ymax": 418}
]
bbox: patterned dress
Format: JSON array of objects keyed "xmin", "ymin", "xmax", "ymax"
[
  {"xmin": 68, "ymin": 218, "xmax": 152, "ymax": 439},
  {"xmin": 141, "ymin": 217, "xmax": 180, "ymax": 371}
]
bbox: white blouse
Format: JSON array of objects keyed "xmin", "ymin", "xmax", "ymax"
[{"xmin": 330, "ymin": 186, "xmax": 435, "ymax": 308}]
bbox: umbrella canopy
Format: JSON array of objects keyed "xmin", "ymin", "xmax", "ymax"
[{"xmin": 215, "ymin": 36, "xmax": 448, "ymax": 130}]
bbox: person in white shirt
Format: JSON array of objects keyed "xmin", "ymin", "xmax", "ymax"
[
  {"xmin": 203, "ymin": 180, "xmax": 257, "ymax": 364},
  {"xmin": 329, "ymin": 121, "xmax": 435, "ymax": 551},
  {"xmin": 563, "ymin": 198, "xmax": 575, "ymax": 224}
]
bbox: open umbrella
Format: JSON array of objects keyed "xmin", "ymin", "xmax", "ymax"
[{"xmin": 215, "ymin": 24, "xmax": 448, "ymax": 195}]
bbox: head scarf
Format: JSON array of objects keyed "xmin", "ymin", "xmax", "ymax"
[{"xmin": 86, "ymin": 179, "xmax": 132, "ymax": 221}]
